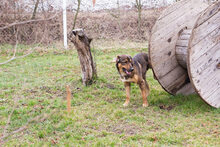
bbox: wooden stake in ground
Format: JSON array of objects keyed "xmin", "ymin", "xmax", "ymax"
[
  {"xmin": 66, "ymin": 85, "xmax": 71, "ymax": 113},
  {"xmin": 69, "ymin": 29, "xmax": 97, "ymax": 86}
]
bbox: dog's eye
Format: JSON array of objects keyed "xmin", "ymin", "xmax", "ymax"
[{"xmin": 121, "ymin": 62, "xmax": 127, "ymax": 65}]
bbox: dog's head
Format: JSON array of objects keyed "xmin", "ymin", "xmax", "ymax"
[{"xmin": 116, "ymin": 55, "xmax": 134, "ymax": 77}]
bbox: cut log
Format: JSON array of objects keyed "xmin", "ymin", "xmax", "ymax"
[{"xmin": 69, "ymin": 29, "xmax": 97, "ymax": 86}]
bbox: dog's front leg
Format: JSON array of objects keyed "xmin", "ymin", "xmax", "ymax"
[
  {"xmin": 123, "ymin": 82, "xmax": 131, "ymax": 107},
  {"xmin": 139, "ymin": 80, "xmax": 149, "ymax": 107}
]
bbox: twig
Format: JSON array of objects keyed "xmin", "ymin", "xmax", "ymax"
[
  {"xmin": 0, "ymin": 30, "xmax": 18, "ymax": 65},
  {"xmin": 0, "ymin": 20, "xmax": 47, "ymax": 66},
  {"xmin": 2, "ymin": 101, "xmax": 17, "ymax": 137},
  {"xmin": 66, "ymin": 85, "xmax": 72, "ymax": 114}
]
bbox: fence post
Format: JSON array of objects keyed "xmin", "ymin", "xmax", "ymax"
[{"xmin": 63, "ymin": 0, "xmax": 68, "ymax": 49}]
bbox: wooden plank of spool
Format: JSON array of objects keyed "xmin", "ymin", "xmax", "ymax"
[
  {"xmin": 176, "ymin": 29, "xmax": 192, "ymax": 69},
  {"xmin": 149, "ymin": 0, "xmax": 209, "ymax": 95},
  {"xmin": 188, "ymin": 2, "xmax": 220, "ymax": 108}
]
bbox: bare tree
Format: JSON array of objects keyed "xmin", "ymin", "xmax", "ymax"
[
  {"xmin": 32, "ymin": 0, "xmax": 40, "ymax": 19},
  {"xmin": 135, "ymin": 0, "xmax": 142, "ymax": 36},
  {"xmin": 107, "ymin": 0, "xmax": 123, "ymax": 35}
]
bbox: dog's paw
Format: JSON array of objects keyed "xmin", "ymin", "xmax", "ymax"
[
  {"xmin": 123, "ymin": 102, "xmax": 129, "ymax": 107},
  {"xmin": 142, "ymin": 103, "xmax": 149, "ymax": 107}
]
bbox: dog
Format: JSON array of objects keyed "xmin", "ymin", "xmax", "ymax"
[{"xmin": 116, "ymin": 53, "xmax": 151, "ymax": 107}]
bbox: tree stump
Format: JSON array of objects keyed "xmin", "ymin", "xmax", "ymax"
[{"xmin": 69, "ymin": 29, "xmax": 97, "ymax": 86}]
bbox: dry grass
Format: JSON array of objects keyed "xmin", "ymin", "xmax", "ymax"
[{"xmin": 0, "ymin": 8, "xmax": 162, "ymax": 44}]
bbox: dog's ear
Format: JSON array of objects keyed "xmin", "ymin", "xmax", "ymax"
[
  {"xmin": 128, "ymin": 55, "xmax": 134, "ymax": 64},
  {"xmin": 128, "ymin": 56, "xmax": 132, "ymax": 62},
  {"xmin": 116, "ymin": 55, "xmax": 121, "ymax": 63},
  {"xmin": 88, "ymin": 38, "xmax": 92, "ymax": 44}
]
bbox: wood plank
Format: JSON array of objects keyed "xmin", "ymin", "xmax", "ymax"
[
  {"xmin": 176, "ymin": 46, "xmax": 188, "ymax": 55},
  {"xmin": 190, "ymin": 26, "xmax": 220, "ymax": 62},
  {"xmin": 150, "ymin": 34, "xmax": 177, "ymax": 64},
  {"xmin": 195, "ymin": 65, "xmax": 220, "ymax": 92},
  {"xmin": 176, "ymin": 54, "xmax": 187, "ymax": 63},
  {"xmin": 153, "ymin": 0, "xmax": 192, "ymax": 33},
  {"xmin": 202, "ymin": 77, "xmax": 220, "ymax": 98},
  {"xmin": 152, "ymin": 2, "xmax": 208, "ymax": 43},
  {"xmin": 157, "ymin": 0, "xmax": 189, "ymax": 21},
  {"xmin": 167, "ymin": 73, "xmax": 189, "ymax": 94},
  {"xmin": 191, "ymin": 11, "xmax": 220, "ymax": 47},
  {"xmin": 181, "ymin": 29, "xmax": 192, "ymax": 35},
  {"xmin": 191, "ymin": 42, "xmax": 220, "ymax": 74},
  {"xmin": 192, "ymin": 59, "xmax": 220, "ymax": 90},
  {"xmin": 152, "ymin": 15, "xmax": 195, "ymax": 46},
  {"xmin": 176, "ymin": 83, "xmax": 195, "ymax": 95},
  {"xmin": 196, "ymin": 2, "xmax": 220, "ymax": 26},
  {"xmin": 206, "ymin": 88, "xmax": 220, "ymax": 108},
  {"xmin": 179, "ymin": 34, "xmax": 191, "ymax": 40},
  {"xmin": 160, "ymin": 66, "xmax": 188, "ymax": 88},
  {"xmin": 176, "ymin": 40, "xmax": 189, "ymax": 47},
  {"xmin": 153, "ymin": 55, "xmax": 179, "ymax": 78},
  {"xmin": 153, "ymin": 0, "xmax": 207, "ymax": 34}
]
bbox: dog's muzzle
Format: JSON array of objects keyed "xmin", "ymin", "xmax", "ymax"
[
  {"xmin": 123, "ymin": 67, "xmax": 134, "ymax": 75},
  {"xmin": 129, "ymin": 67, "xmax": 134, "ymax": 72}
]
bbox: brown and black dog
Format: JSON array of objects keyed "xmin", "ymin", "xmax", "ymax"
[{"xmin": 116, "ymin": 53, "xmax": 151, "ymax": 107}]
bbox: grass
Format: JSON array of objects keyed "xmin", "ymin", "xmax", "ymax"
[{"xmin": 0, "ymin": 41, "xmax": 219, "ymax": 146}]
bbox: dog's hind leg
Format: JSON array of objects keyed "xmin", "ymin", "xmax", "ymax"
[
  {"xmin": 145, "ymin": 80, "xmax": 150, "ymax": 100},
  {"xmin": 123, "ymin": 82, "xmax": 131, "ymax": 107},
  {"xmin": 139, "ymin": 80, "xmax": 149, "ymax": 107}
]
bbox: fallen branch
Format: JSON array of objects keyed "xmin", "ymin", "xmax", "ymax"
[
  {"xmin": 0, "ymin": 21, "xmax": 47, "ymax": 66},
  {"xmin": 2, "ymin": 100, "xmax": 17, "ymax": 138},
  {"xmin": 0, "ymin": 12, "xmax": 58, "ymax": 30},
  {"xmin": 0, "ymin": 40, "xmax": 18, "ymax": 65},
  {"xmin": 0, "ymin": 109, "xmax": 57, "ymax": 144}
]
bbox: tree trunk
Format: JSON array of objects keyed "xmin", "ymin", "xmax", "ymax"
[
  {"xmin": 136, "ymin": 0, "xmax": 142, "ymax": 36},
  {"xmin": 69, "ymin": 29, "xmax": 97, "ymax": 86},
  {"xmin": 32, "ymin": 0, "xmax": 40, "ymax": 19}
]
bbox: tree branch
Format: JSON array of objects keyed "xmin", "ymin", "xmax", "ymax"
[
  {"xmin": 0, "ymin": 15, "xmax": 50, "ymax": 66},
  {"xmin": 72, "ymin": 0, "xmax": 81, "ymax": 29},
  {"xmin": 0, "ymin": 107, "xmax": 57, "ymax": 144}
]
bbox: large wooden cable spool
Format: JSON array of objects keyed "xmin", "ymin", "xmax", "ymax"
[
  {"xmin": 188, "ymin": 2, "xmax": 220, "ymax": 108},
  {"xmin": 149, "ymin": 0, "xmax": 220, "ymax": 108}
]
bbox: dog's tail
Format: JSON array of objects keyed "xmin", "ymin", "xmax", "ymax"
[
  {"xmin": 144, "ymin": 53, "xmax": 157, "ymax": 80},
  {"xmin": 143, "ymin": 53, "xmax": 152, "ymax": 69}
]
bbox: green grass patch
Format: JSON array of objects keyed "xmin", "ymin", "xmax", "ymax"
[{"xmin": 0, "ymin": 42, "xmax": 219, "ymax": 146}]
